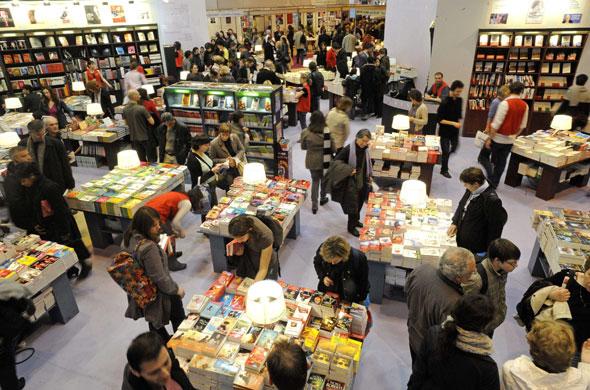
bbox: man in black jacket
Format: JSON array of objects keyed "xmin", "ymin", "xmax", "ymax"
[
  {"xmin": 22, "ymin": 119, "xmax": 75, "ymax": 192},
  {"xmin": 308, "ymin": 61, "xmax": 324, "ymax": 113},
  {"xmin": 437, "ymin": 80, "xmax": 464, "ymax": 178},
  {"xmin": 3, "ymin": 146, "xmax": 34, "ymax": 232},
  {"xmin": 256, "ymin": 60, "xmax": 282, "ymax": 85},
  {"xmin": 334, "ymin": 42, "xmax": 349, "ymax": 79},
  {"xmin": 448, "ymin": 167, "xmax": 507, "ymax": 256},
  {"xmin": 122, "ymin": 332, "xmax": 194, "ymax": 390},
  {"xmin": 157, "ymin": 112, "xmax": 191, "ymax": 164},
  {"xmin": 22, "ymin": 85, "xmax": 42, "ymax": 113}
]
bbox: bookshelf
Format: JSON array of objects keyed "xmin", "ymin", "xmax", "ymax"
[
  {"xmin": 464, "ymin": 28, "xmax": 589, "ymax": 137},
  {"xmin": 163, "ymin": 82, "xmax": 285, "ymax": 177},
  {"xmin": 0, "ymin": 24, "xmax": 161, "ymax": 105}
]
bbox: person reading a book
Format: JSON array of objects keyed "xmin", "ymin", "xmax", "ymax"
[
  {"xmin": 266, "ymin": 340, "xmax": 309, "ymax": 390},
  {"xmin": 209, "ymin": 123, "xmax": 245, "ymax": 190},
  {"xmin": 408, "ymin": 294, "xmax": 500, "ymax": 390},
  {"xmin": 227, "ymin": 215, "xmax": 278, "ymax": 281},
  {"xmin": 313, "ymin": 236, "xmax": 370, "ymax": 305},
  {"xmin": 122, "ymin": 207, "xmax": 186, "ymax": 341},
  {"xmin": 122, "ymin": 332, "xmax": 194, "ymax": 390}
]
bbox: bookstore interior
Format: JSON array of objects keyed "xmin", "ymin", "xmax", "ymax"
[{"xmin": 0, "ymin": 0, "xmax": 589, "ymax": 389}]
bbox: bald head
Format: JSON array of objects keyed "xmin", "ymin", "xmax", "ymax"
[
  {"xmin": 439, "ymin": 247, "xmax": 476, "ymax": 284},
  {"xmin": 43, "ymin": 116, "xmax": 60, "ymax": 137},
  {"xmin": 128, "ymin": 89, "xmax": 140, "ymax": 102}
]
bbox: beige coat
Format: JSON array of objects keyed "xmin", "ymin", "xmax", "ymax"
[
  {"xmin": 209, "ymin": 133, "xmax": 246, "ymax": 164},
  {"xmin": 326, "ymin": 107, "xmax": 350, "ymax": 150},
  {"xmin": 410, "ymin": 103, "xmax": 429, "ymax": 133}
]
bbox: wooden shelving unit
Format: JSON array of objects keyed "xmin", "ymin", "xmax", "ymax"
[{"xmin": 464, "ymin": 28, "xmax": 589, "ymax": 137}]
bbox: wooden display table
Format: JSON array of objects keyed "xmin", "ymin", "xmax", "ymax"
[
  {"xmin": 61, "ymin": 124, "xmax": 130, "ymax": 169},
  {"xmin": 65, "ymin": 164, "xmax": 187, "ymax": 248},
  {"xmin": 381, "ymin": 95, "xmax": 440, "ymax": 136},
  {"xmin": 199, "ymin": 177, "xmax": 308, "ymax": 273},
  {"xmin": 504, "ymin": 151, "xmax": 590, "ymax": 200}
]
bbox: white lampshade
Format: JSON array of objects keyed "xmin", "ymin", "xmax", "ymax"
[
  {"xmin": 72, "ymin": 81, "xmax": 85, "ymax": 92},
  {"xmin": 86, "ymin": 102, "xmax": 104, "ymax": 116},
  {"xmin": 141, "ymin": 84, "xmax": 155, "ymax": 95},
  {"xmin": 246, "ymin": 280, "xmax": 286, "ymax": 325},
  {"xmin": 179, "ymin": 71, "xmax": 189, "ymax": 81},
  {"xmin": 0, "ymin": 132, "xmax": 21, "ymax": 148},
  {"xmin": 5, "ymin": 97, "xmax": 22, "ymax": 110},
  {"xmin": 392, "ymin": 114, "xmax": 410, "ymax": 131},
  {"xmin": 242, "ymin": 162, "xmax": 266, "ymax": 185},
  {"xmin": 303, "ymin": 58, "xmax": 312, "ymax": 68},
  {"xmin": 117, "ymin": 150, "xmax": 141, "ymax": 169},
  {"xmin": 254, "ymin": 44, "xmax": 262, "ymax": 52},
  {"xmin": 400, "ymin": 179, "xmax": 428, "ymax": 207},
  {"xmin": 550, "ymin": 114, "xmax": 572, "ymax": 131}
]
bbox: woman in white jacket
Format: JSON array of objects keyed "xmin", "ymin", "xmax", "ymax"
[{"xmin": 501, "ymin": 319, "xmax": 590, "ymax": 389}]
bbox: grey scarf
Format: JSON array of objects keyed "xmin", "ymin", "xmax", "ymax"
[
  {"xmin": 27, "ymin": 136, "xmax": 45, "ymax": 173},
  {"xmin": 443, "ymin": 316, "xmax": 494, "ymax": 356}
]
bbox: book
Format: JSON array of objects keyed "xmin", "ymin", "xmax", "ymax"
[
  {"xmin": 187, "ymin": 294, "xmax": 209, "ymax": 313},
  {"xmin": 217, "ymin": 317, "xmax": 237, "ymax": 335},
  {"xmin": 319, "ymin": 316, "xmax": 336, "ymax": 337},
  {"xmin": 204, "ymin": 316, "xmax": 224, "ymax": 334},
  {"xmin": 534, "ymin": 35, "xmax": 544, "ymax": 47},
  {"xmin": 549, "ymin": 35, "xmax": 559, "ymax": 46},
  {"xmin": 561, "ymin": 35, "xmax": 571, "ymax": 47},
  {"xmin": 514, "ymin": 35, "xmax": 523, "ymax": 47},
  {"xmin": 524, "ymin": 36, "xmax": 533, "ymax": 47},
  {"xmin": 217, "ymin": 341, "xmax": 240, "ymax": 363},
  {"xmin": 296, "ymin": 288, "xmax": 314, "ymax": 304},
  {"xmin": 245, "ymin": 346, "xmax": 268, "ymax": 372},
  {"xmin": 200, "ymin": 301, "xmax": 222, "ymax": 319},
  {"xmin": 573, "ymin": 35, "xmax": 582, "ymax": 47},
  {"xmin": 323, "ymin": 379, "xmax": 346, "ymax": 390},
  {"xmin": 202, "ymin": 331, "xmax": 226, "ymax": 357},
  {"xmin": 237, "ymin": 278, "xmax": 255, "ymax": 295},
  {"xmin": 241, "ymin": 326, "xmax": 263, "ymax": 350},
  {"xmin": 228, "ymin": 319, "xmax": 251, "ymax": 342},
  {"xmin": 255, "ymin": 329, "xmax": 278, "ymax": 350},
  {"xmin": 306, "ymin": 373, "xmax": 326, "ymax": 390},
  {"xmin": 479, "ymin": 34, "xmax": 488, "ymax": 46},
  {"xmin": 233, "ymin": 369, "xmax": 264, "ymax": 390}
]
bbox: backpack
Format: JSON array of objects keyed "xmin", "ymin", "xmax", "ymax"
[
  {"xmin": 107, "ymin": 240, "xmax": 157, "ymax": 309},
  {"xmin": 477, "ymin": 262, "xmax": 488, "ymax": 294}
]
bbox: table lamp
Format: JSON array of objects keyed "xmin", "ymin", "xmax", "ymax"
[
  {"xmin": 392, "ymin": 114, "xmax": 410, "ymax": 132},
  {"xmin": 254, "ymin": 44, "xmax": 262, "ymax": 53},
  {"xmin": 86, "ymin": 102, "xmax": 104, "ymax": 119},
  {"xmin": 0, "ymin": 132, "xmax": 21, "ymax": 148},
  {"xmin": 400, "ymin": 179, "xmax": 428, "ymax": 208},
  {"xmin": 141, "ymin": 84, "xmax": 155, "ymax": 96},
  {"xmin": 5, "ymin": 97, "xmax": 22, "ymax": 112},
  {"xmin": 179, "ymin": 71, "xmax": 189, "ymax": 81},
  {"xmin": 72, "ymin": 81, "xmax": 85, "ymax": 93},
  {"xmin": 243, "ymin": 162, "xmax": 266, "ymax": 185},
  {"xmin": 246, "ymin": 280, "xmax": 286, "ymax": 326},
  {"xmin": 550, "ymin": 114, "xmax": 572, "ymax": 131},
  {"xmin": 117, "ymin": 150, "xmax": 141, "ymax": 169}
]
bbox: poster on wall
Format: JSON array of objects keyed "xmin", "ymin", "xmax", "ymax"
[
  {"xmin": 85, "ymin": 5, "xmax": 102, "ymax": 24},
  {"xmin": 489, "ymin": 13, "xmax": 508, "ymax": 24},
  {"xmin": 525, "ymin": 0, "xmax": 544, "ymax": 24},
  {"xmin": 111, "ymin": 5, "xmax": 126, "ymax": 23},
  {"xmin": 563, "ymin": 14, "xmax": 582, "ymax": 24},
  {"xmin": 28, "ymin": 9, "xmax": 37, "ymax": 24},
  {"xmin": 60, "ymin": 6, "xmax": 72, "ymax": 24},
  {"xmin": 0, "ymin": 8, "xmax": 15, "ymax": 27},
  {"xmin": 276, "ymin": 15, "xmax": 283, "ymax": 26}
]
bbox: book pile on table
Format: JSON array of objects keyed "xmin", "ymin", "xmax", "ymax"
[
  {"xmin": 200, "ymin": 176, "xmax": 309, "ymax": 236},
  {"xmin": 359, "ymin": 191, "xmax": 456, "ymax": 268},
  {"xmin": 512, "ymin": 130, "xmax": 590, "ymax": 167},
  {"xmin": 0, "ymin": 112, "xmax": 34, "ymax": 135},
  {"xmin": 167, "ymin": 272, "xmax": 364, "ymax": 390},
  {"xmin": 532, "ymin": 208, "xmax": 590, "ymax": 272},
  {"xmin": 369, "ymin": 130, "xmax": 441, "ymax": 164},
  {"xmin": 65, "ymin": 163, "xmax": 188, "ymax": 217},
  {"xmin": 0, "ymin": 234, "xmax": 77, "ymax": 285}
]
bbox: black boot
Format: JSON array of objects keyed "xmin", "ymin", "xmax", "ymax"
[
  {"xmin": 168, "ymin": 257, "xmax": 187, "ymax": 271},
  {"xmin": 78, "ymin": 259, "xmax": 92, "ymax": 279}
]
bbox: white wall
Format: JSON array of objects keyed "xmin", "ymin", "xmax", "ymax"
[
  {"xmin": 383, "ymin": 0, "xmax": 438, "ymax": 91},
  {"xmin": 150, "ymin": 0, "xmax": 209, "ymax": 50}
]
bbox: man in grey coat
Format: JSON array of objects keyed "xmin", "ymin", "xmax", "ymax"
[{"xmin": 405, "ymin": 247, "xmax": 476, "ymax": 366}]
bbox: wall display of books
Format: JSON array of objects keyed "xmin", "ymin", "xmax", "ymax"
[
  {"xmin": 164, "ymin": 82, "xmax": 284, "ymax": 177},
  {"xmin": 0, "ymin": 24, "xmax": 160, "ymax": 103},
  {"xmin": 464, "ymin": 28, "xmax": 589, "ymax": 137}
]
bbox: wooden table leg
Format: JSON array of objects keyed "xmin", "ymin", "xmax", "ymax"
[
  {"xmin": 536, "ymin": 164, "xmax": 560, "ymax": 201},
  {"xmin": 368, "ymin": 260, "xmax": 386, "ymax": 304},
  {"xmin": 504, "ymin": 153, "xmax": 525, "ymax": 187},
  {"xmin": 48, "ymin": 273, "xmax": 79, "ymax": 324},
  {"xmin": 209, "ymin": 234, "xmax": 229, "ymax": 273},
  {"xmin": 83, "ymin": 212, "xmax": 114, "ymax": 249}
]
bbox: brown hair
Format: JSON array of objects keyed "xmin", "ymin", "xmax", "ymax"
[
  {"xmin": 218, "ymin": 122, "xmax": 231, "ymax": 134},
  {"xmin": 527, "ymin": 320, "xmax": 575, "ymax": 373},
  {"xmin": 86, "ymin": 80, "xmax": 98, "ymax": 92},
  {"xmin": 320, "ymin": 236, "xmax": 351, "ymax": 262},
  {"xmin": 336, "ymin": 96, "xmax": 353, "ymax": 112},
  {"xmin": 459, "ymin": 167, "xmax": 486, "ymax": 185}
]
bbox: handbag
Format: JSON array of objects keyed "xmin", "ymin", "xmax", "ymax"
[
  {"xmin": 474, "ymin": 130, "xmax": 489, "ymax": 149},
  {"xmin": 107, "ymin": 239, "xmax": 157, "ymax": 309}
]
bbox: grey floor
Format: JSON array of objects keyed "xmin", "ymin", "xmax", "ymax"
[{"xmin": 18, "ymin": 100, "xmax": 589, "ymax": 389}]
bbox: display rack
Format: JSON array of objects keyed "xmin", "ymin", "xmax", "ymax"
[
  {"xmin": 0, "ymin": 24, "xmax": 161, "ymax": 104},
  {"xmin": 464, "ymin": 28, "xmax": 589, "ymax": 137},
  {"xmin": 163, "ymin": 82, "xmax": 285, "ymax": 177}
]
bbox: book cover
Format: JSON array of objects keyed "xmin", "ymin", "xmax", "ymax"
[
  {"xmin": 234, "ymin": 369, "xmax": 264, "ymax": 390},
  {"xmin": 245, "ymin": 346, "xmax": 268, "ymax": 372},
  {"xmin": 203, "ymin": 331, "xmax": 226, "ymax": 357},
  {"xmin": 241, "ymin": 326, "xmax": 263, "ymax": 350},
  {"xmin": 228, "ymin": 319, "xmax": 251, "ymax": 342},
  {"xmin": 201, "ymin": 301, "xmax": 222, "ymax": 319},
  {"xmin": 217, "ymin": 317, "xmax": 237, "ymax": 335},
  {"xmin": 255, "ymin": 329, "xmax": 278, "ymax": 350},
  {"xmin": 306, "ymin": 373, "xmax": 325, "ymax": 390},
  {"xmin": 296, "ymin": 288, "xmax": 314, "ymax": 304},
  {"xmin": 284, "ymin": 285, "xmax": 300, "ymax": 301},
  {"xmin": 204, "ymin": 316, "xmax": 224, "ymax": 334},
  {"xmin": 217, "ymin": 341, "xmax": 240, "ymax": 363},
  {"xmin": 514, "ymin": 35, "xmax": 523, "ymax": 46},
  {"xmin": 323, "ymin": 379, "xmax": 346, "ymax": 390},
  {"xmin": 195, "ymin": 317, "xmax": 209, "ymax": 332}
]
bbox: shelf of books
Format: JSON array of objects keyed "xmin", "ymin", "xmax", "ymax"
[
  {"xmin": 464, "ymin": 29, "xmax": 589, "ymax": 137},
  {"xmin": 164, "ymin": 82, "xmax": 284, "ymax": 177},
  {"xmin": 0, "ymin": 24, "xmax": 161, "ymax": 105}
]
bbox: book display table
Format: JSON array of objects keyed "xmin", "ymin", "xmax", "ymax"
[
  {"xmin": 61, "ymin": 121, "xmax": 130, "ymax": 169},
  {"xmin": 168, "ymin": 272, "xmax": 368, "ymax": 390},
  {"xmin": 279, "ymin": 68, "xmax": 336, "ymax": 86},
  {"xmin": 0, "ymin": 233, "xmax": 80, "ymax": 324},
  {"xmin": 528, "ymin": 208, "xmax": 590, "ymax": 278},
  {"xmin": 382, "ymin": 95, "xmax": 440, "ymax": 136},
  {"xmin": 360, "ymin": 191, "xmax": 456, "ymax": 304},
  {"xmin": 0, "ymin": 112, "xmax": 34, "ymax": 135},
  {"xmin": 199, "ymin": 177, "xmax": 309, "ymax": 273},
  {"xmin": 65, "ymin": 163, "xmax": 188, "ymax": 249},
  {"xmin": 369, "ymin": 129, "xmax": 441, "ymax": 194},
  {"xmin": 505, "ymin": 130, "xmax": 590, "ymax": 200}
]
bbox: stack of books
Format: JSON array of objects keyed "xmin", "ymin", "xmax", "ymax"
[{"xmin": 512, "ymin": 130, "xmax": 590, "ymax": 167}]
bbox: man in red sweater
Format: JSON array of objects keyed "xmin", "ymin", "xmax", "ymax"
[{"xmin": 485, "ymin": 81, "xmax": 528, "ymax": 187}]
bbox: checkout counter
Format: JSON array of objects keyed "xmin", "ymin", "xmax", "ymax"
[{"xmin": 381, "ymin": 95, "xmax": 440, "ymax": 135}]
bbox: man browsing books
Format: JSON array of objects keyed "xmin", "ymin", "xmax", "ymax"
[{"xmin": 266, "ymin": 340, "xmax": 308, "ymax": 390}]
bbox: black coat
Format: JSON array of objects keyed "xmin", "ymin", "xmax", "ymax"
[
  {"xmin": 157, "ymin": 122, "xmax": 191, "ymax": 164},
  {"xmin": 325, "ymin": 145, "xmax": 366, "ymax": 215},
  {"xmin": 89, "ymin": 88, "xmax": 115, "ymax": 118},
  {"xmin": 452, "ymin": 186, "xmax": 507, "ymax": 254},
  {"xmin": 22, "ymin": 93, "xmax": 42, "ymax": 113},
  {"xmin": 3, "ymin": 162, "xmax": 34, "ymax": 232},
  {"xmin": 23, "ymin": 135, "xmax": 75, "ymax": 191},
  {"xmin": 360, "ymin": 63, "xmax": 377, "ymax": 99},
  {"xmin": 40, "ymin": 99, "xmax": 74, "ymax": 129},
  {"xmin": 313, "ymin": 247, "xmax": 369, "ymax": 303},
  {"xmin": 186, "ymin": 151, "xmax": 216, "ymax": 188},
  {"xmin": 263, "ymin": 40, "xmax": 274, "ymax": 62},
  {"xmin": 121, "ymin": 349, "xmax": 194, "ymax": 390},
  {"xmin": 408, "ymin": 326, "xmax": 500, "ymax": 390},
  {"xmin": 256, "ymin": 69, "xmax": 281, "ymax": 85},
  {"xmin": 310, "ymin": 70, "xmax": 325, "ymax": 99},
  {"xmin": 336, "ymin": 50, "xmax": 349, "ymax": 79}
]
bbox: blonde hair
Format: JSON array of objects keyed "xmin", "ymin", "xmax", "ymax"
[
  {"xmin": 527, "ymin": 320, "xmax": 575, "ymax": 373},
  {"xmin": 218, "ymin": 122, "xmax": 231, "ymax": 134},
  {"xmin": 219, "ymin": 65, "xmax": 231, "ymax": 77},
  {"xmin": 320, "ymin": 236, "xmax": 351, "ymax": 262},
  {"xmin": 498, "ymin": 85, "xmax": 511, "ymax": 99}
]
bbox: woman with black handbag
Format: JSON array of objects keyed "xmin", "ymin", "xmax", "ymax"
[
  {"xmin": 186, "ymin": 134, "xmax": 223, "ymax": 220},
  {"xmin": 122, "ymin": 206, "xmax": 186, "ymax": 342}
]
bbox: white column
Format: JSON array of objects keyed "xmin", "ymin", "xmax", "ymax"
[{"xmin": 151, "ymin": 0, "xmax": 209, "ymax": 50}]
